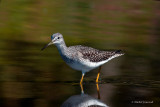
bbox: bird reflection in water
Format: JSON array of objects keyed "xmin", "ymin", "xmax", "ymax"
[{"xmin": 61, "ymin": 83, "xmax": 108, "ymax": 107}]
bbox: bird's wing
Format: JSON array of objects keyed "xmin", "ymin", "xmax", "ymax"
[{"xmin": 73, "ymin": 45, "xmax": 122, "ymax": 62}]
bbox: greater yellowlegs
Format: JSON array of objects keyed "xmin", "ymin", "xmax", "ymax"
[{"xmin": 41, "ymin": 33, "xmax": 124, "ymax": 84}]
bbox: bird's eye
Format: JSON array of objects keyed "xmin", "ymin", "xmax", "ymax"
[{"xmin": 57, "ymin": 37, "xmax": 60, "ymax": 39}]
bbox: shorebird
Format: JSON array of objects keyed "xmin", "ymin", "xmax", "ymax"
[{"xmin": 41, "ymin": 33, "xmax": 124, "ymax": 84}]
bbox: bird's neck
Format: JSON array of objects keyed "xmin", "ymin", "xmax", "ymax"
[{"xmin": 56, "ymin": 42, "xmax": 67, "ymax": 55}]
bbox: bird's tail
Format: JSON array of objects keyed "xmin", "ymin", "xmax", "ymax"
[{"xmin": 115, "ymin": 50, "xmax": 125, "ymax": 56}]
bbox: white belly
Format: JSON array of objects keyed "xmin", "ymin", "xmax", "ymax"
[
  {"xmin": 66, "ymin": 61, "xmax": 93, "ymax": 72},
  {"xmin": 70, "ymin": 54, "xmax": 122, "ymax": 73}
]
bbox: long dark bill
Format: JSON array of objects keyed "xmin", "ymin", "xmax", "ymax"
[{"xmin": 41, "ymin": 42, "xmax": 52, "ymax": 51}]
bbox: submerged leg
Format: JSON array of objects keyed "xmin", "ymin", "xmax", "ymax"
[
  {"xmin": 96, "ymin": 66, "xmax": 102, "ymax": 83},
  {"xmin": 80, "ymin": 73, "xmax": 85, "ymax": 85},
  {"xmin": 96, "ymin": 83, "xmax": 100, "ymax": 99},
  {"xmin": 80, "ymin": 83, "xmax": 84, "ymax": 94}
]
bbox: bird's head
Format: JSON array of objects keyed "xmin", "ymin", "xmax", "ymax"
[{"xmin": 41, "ymin": 33, "xmax": 64, "ymax": 50}]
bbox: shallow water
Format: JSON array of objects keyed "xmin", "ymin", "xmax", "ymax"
[{"xmin": 0, "ymin": 0, "xmax": 160, "ymax": 107}]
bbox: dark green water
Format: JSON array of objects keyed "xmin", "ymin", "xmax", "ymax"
[{"xmin": 0, "ymin": 0, "xmax": 160, "ymax": 107}]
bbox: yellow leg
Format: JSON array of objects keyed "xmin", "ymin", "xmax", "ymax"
[
  {"xmin": 96, "ymin": 66, "xmax": 101, "ymax": 83},
  {"xmin": 80, "ymin": 83, "xmax": 84, "ymax": 94},
  {"xmin": 80, "ymin": 73, "xmax": 84, "ymax": 85},
  {"xmin": 96, "ymin": 83, "xmax": 100, "ymax": 99}
]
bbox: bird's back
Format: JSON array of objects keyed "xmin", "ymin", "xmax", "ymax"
[{"xmin": 68, "ymin": 45, "xmax": 124, "ymax": 62}]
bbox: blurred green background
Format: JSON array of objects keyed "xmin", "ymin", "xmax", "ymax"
[{"xmin": 0, "ymin": 0, "xmax": 159, "ymax": 107}]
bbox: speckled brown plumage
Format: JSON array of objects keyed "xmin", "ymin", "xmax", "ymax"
[{"xmin": 69, "ymin": 45, "xmax": 124, "ymax": 62}]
